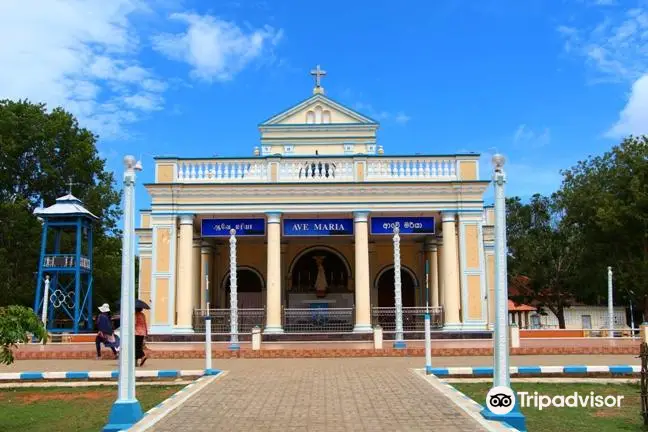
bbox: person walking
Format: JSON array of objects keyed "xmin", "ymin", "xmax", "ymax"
[
  {"xmin": 135, "ymin": 307, "xmax": 148, "ymax": 366},
  {"xmin": 96, "ymin": 303, "xmax": 118, "ymax": 359}
]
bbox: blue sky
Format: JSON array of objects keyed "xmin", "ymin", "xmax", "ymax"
[{"xmin": 2, "ymin": 0, "xmax": 647, "ymax": 211}]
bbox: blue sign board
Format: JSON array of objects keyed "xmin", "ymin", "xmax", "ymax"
[
  {"xmin": 283, "ymin": 218, "xmax": 354, "ymax": 236},
  {"xmin": 201, "ymin": 218, "xmax": 265, "ymax": 237},
  {"xmin": 370, "ymin": 217, "xmax": 435, "ymax": 235}
]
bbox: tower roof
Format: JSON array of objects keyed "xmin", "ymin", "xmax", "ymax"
[{"xmin": 33, "ymin": 193, "xmax": 99, "ymax": 220}]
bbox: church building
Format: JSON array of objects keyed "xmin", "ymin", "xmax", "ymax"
[{"xmin": 136, "ymin": 67, "xmax": 496, "ymax": 335}]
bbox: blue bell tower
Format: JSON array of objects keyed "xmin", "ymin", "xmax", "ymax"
[{"xmin": 33, "ymin": 192, "xmax": 99, "ymax": 333}]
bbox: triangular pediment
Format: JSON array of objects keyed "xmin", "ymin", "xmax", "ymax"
[{"xmin": 259, "ymin": 94, "xmax": 378, "ymax": 127}]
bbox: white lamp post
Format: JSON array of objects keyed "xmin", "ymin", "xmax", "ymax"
[
  {"xmin": 393, "ymin": 226, "xmax": 406, "ymax": 349},
  {"xmin": 41, "ymin": 275, "xmax": 50, "ymax": 328},
  {"xmin": 424, "ymin": 260, "xmax": 433, "ymax": 373},
  {"xmin": 104, "ymin": 155, "xmax": 143, "ymax": 431},
  {"xmin": 229, "ymin": 229, "xmax": 239, "ymax": 350},
  {"xmin": 204, "ymin": 271, "xmax": 218, "ymax": 374},
  {"xmin": 607, "ymin": 266, "xmax": 614, "ymax": 337},
  {"xmin": 481, "ymin": 154, "xmax": 526, "ymax": 430}
]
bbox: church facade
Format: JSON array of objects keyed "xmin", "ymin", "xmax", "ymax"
[{"xmin": 136, "ymin": 69, "xmax": 496, "ymax": 335}]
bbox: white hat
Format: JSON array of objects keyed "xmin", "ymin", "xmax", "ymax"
[{"xmin": 98, "ymin": 303, "xmax": 110, "ymax": 313}]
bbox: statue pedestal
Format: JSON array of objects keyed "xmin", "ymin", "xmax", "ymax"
[{"xmin": 301, "ymin": 299, "xmax": 336, "ymax": 325}]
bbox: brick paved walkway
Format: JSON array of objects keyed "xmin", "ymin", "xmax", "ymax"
[{"xmin": 151, "ymin": 358, "xmax": 486, "ymax": 432}]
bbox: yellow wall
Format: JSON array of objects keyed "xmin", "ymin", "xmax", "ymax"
[
  {"xmin": 138, "ymin": 257, "xmax": 152, "ymax": 324},
  {"xmin": 277, "ymin": 103, "xmax": 361, "ymax": 125},
  {"xmin": 459, "ymin": 160, "xmax": 478, "ymax": 181},
  {"xmin": 157, "ymin": 164, "xmax": 174, "ymax": 182},
  {"xmin": 155, "ymin": 229, "xmax": 171, "ymax": 273},
  {"xmin": 467, "ymin": 275, "xmax": 482, "ymax": 319},
  {"xmin": 154, "ymin": 279, "xmax": 169, "ymax": 323}
]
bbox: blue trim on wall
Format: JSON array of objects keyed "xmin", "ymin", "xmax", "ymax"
[
  {"xmin": 65, "ymin": 371, "xmax": 90, "ymax": 379},
  {"xmin": 609, "ymin": 365, "xmax": 634, "ymax": 374},
  {"xmin": 517, "ymin": 366, "xmax": 542, "ymax": 374},
  {"xmin": 20, "ymin": 372, "xmax": 44, "ymax": 380},
  {"xmin": 563, "ymin": 365, "xmax": 588, "ymax": 374}
]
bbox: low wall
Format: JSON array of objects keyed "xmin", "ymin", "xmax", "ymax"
[{"xmin": 520, "ymin": 329, "xmax": 585, "ymax": 338}]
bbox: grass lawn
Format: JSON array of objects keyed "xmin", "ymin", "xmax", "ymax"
[
  {"xmin": 0, "ymin": 384, "xmax": 184, "ymax": 432},
  {"xmin": 453, "ymin": 382, "xmax": 645, "ymax": 432}
]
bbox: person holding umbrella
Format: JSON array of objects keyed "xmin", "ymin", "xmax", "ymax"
[
  {"xmin": 96, "ymin": 303, "xmax": 119, "ymax": 359},
  {"xmin": 134, "ymin": 299, "xmax": 150, "ymax": 366}
]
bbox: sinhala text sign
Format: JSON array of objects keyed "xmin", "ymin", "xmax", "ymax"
[
  {"xmin": 201, "ymin": 218, "xmax": 266, "ymax": 237},
  {"xmin": 370, "ymin": 217, "xmax": 435, "ymax": 235}
]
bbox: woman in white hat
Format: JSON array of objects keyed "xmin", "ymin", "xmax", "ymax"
[{"xmin": 95, "ymin": 303, "xmax": 118, "ymax": 359}]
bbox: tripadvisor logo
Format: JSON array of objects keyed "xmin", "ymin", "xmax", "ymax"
[
  {"xmin": 485, "ymin": 387, "xmax": 624, "ymax": 413},
  {"xmin": 486, "ymin": 386, "xmax": 516, "ymax": 415}
]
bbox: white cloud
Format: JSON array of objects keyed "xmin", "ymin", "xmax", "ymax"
[
  {"xmin": 394, "ymin": 112, "xmax": 411, "ymax": 124},
  {"xmin": 0, "ymin": 0, "xmax": 169, "ymax": 139},
  {"xmin": 557, "ymin": 8, "xmax": 648, "ymax": 83},
  {"xmin": 606, "ymin": 73, "xmax": 648, "ymax": 137},
  {"xmin": 512, "ymin": 124, "xmax": 551, "ymax": 147},
  {"xmin": 558, "ymin": 7, "xmax": 648, "ymax": 139},
  {"xmin": 354, "ymin": 102, "xmax": 411, "ymax": 125},
  {"xmin": 152, "ymin": 13, "xmax": 282, "ymax": 82}
]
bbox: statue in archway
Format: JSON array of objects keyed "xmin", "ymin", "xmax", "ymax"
[{"xmin": 313, "ymin": 255, "xmax": 328, "ymax": 298}]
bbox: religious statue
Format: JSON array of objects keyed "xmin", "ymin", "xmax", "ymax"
[{"xmin": 313, "ymin": 255, "xmax": 328, "ymax": 298}]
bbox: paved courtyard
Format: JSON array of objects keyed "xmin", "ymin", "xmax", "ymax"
[{"xmin": 150, "ymin": 358, "xmax": 487, "ymax": 432}]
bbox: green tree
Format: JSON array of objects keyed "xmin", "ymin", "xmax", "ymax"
[
  {"xmin": 557, "ymin": 136, "xmax": 648, "ymax": 315},
  {"xmin": 0, "ymin": 99, "xmax": 122, "ymax": 307},
  {"xmin": 0, "ymin": 305, "xmax": 47, "ymax": 365},
  {"xmin": 506, "ymin": 194, "xmax": 584, "ymax": 329}
]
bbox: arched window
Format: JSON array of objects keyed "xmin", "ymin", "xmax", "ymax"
[
  {"xmin": 322, "ymin": 110, "xmax": 331, "ymax": 124},
  {"xmin": 306, "ymin": 111, "xmax": 315, "ymax": 124},
  {"xmin": 314, "ymin": 106, "xmax": 322, "ymax": 124}
]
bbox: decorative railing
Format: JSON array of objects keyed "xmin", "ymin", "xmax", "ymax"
[
  {"xmin": 371, "ymin": 306, "xmax": 444, "ymax": 332},
  {"xmin": 192, "ymin": 308, "xmax": 265, "ymax": 333},
  {"xmin": 278, "ymin": 159, "xmax": 354, "ymax": 182},
  {"xmin": 177, "ymin": 160, "xmax": 269, "ymax": 182},
  {"xmin": 43, "ymin": 255, "xmax": 91, "ymax": 270},
  {"xmin": 282, "ymin": 307, "xmax": 354, "ymax": 333},
  {"xmin": 167, "ymin": 155, "xmax": 465, "ymax": 183},
  {"xmin": 366, "ymin": 158, "xmax": 457, "ymax": 181}
]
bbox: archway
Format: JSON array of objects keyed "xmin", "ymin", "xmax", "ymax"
[
  {"xmin": 375, "ymin": 266, "xmax": 417, "ymax": 308},
  {"xmin": 222, "ymin": 266, "xmax": 265, "ymax": 308},
  {"xmin": 289, "ymin": 247, "xmax": 350, "ymax": 296}
]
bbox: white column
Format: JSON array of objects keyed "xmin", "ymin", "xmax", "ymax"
[
  {"xmin": 441, "ymin": 212, "xmax": 461, "ymax": 330},
  {"xmin": 176, "ymin": 214, "xmax": 195, "ymax": 332},
  {"xmin": 425, "ymin": 238, "xmax": 439, "ymax": 307},
  {"xmin": 192, "ymin": 238, "xmax": 201, "ymax": 311},
  {"xmin": 353, "ymin": 211, "xmax": 372, "ymax": 332},
  {"xmin": 436, "ymin": 235, "xmax": 444, "ymax": 308},
  {"xmin": 200, "ymin": 242, "xmax": 213, "ymax": 309},
  {"xmin": 265, "ymin": 212, "xmax": 283, "ymax": 333},
  {"xmin": 608, "ymin": 266, "xmax": 614, "ymax": 335}
]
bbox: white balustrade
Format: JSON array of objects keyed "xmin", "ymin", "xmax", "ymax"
[
  {"xmin": 171, "ymin": 156, "xmax": 462, "ymax": 183},
  {"xmin": 366, "ymin": 158, "xmax": 457, "ymax": 181},
  {"xmin": 176, "ymin": 160, "xmax": 269, "ymax": 182},
  {"xmin": 277, "ymin": 159, "xmax": 354, "ymax": 182}
]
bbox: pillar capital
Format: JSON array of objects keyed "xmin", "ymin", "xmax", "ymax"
[
  {"xmin": 441, "ymin": 211, "xmax": 456, "ymax": 223},
  {"xmin": 179, "ymin": 214, "xmax": 194, "ymax": 225},
  {"xmin": 266, "ymin": 211, "xmax": 282, "ymax": 224},
  {"xmin": 424, "ymin": 237, "xmax": 437, "ymax": 252},
  {"xmin": 200, "ymin": 241, "xmax": 214, "ymax": 254},
  {"xmin": 353, "ymin": 210, "xmax": 370, "ymax": 223}
]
